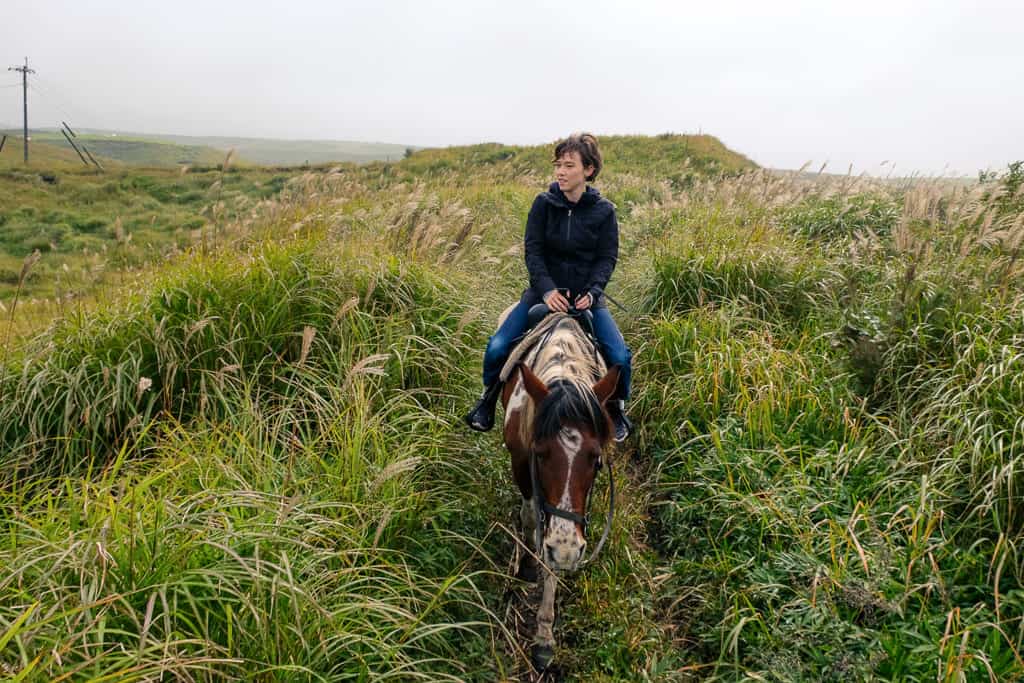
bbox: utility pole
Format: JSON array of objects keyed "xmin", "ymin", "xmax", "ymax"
[{"xmin": 8, "ymin": 57, "xmax": 35, "ymax": 164}]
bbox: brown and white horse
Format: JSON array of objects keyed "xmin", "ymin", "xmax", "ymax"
[{"xmin": 500, "ymin": 311, "xmax": 620, "ymax": 670}]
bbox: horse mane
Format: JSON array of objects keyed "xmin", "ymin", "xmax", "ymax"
[
  {"xmin": 518, "ymin": 315, "xmax": 610, "ymax": 447},
  {"xmin": 533, "ymin": 379, "xmax": 611, "ymax": 444}
]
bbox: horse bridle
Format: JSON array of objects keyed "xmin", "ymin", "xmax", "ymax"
[{"xmin": 528, "ymin": 441, "xmax": 616, "ymax": 568}]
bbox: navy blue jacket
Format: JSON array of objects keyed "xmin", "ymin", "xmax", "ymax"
[{"xmin": 521, "ymin": 182, "xmax": 619, "ymax": 309}]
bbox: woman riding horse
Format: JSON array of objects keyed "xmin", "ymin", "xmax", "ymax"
[{"xmin": 464, "ymin": 133, "xmax": 633, "ymax": 441}]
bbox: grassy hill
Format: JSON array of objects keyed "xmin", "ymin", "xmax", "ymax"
[
  {"xmin": 0, "ymin": 161, "xmax": 326, "ymax": 321},
  {"xmin": 17, "ymin": 130, "xmax": 233, "ymax": 167},
  {"xmin": 404, "ymin": 133, "xmax": 755, "ymax": 186},
  {"xmin": 144, "ymin": 133, "xmax": 416, "ymax": 165},
  {"xmin": 7, "ymin": 128, "xmax": 420, "ymax": 167},
  {"xmin": 1, "ymin": 135, "xmax": 1022, "ymax": 680},
  {"xmin": 61, "ymin": 128, "xmax": 417, "ymax": 166},
  {"xmin": 0, "ymin": 133, "xmax": 119, "ymax": 170}
]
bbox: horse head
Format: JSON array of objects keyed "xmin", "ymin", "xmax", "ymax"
[{"xmin": 518, "ymin": 362, "xmax": 620, "ymax": 571}]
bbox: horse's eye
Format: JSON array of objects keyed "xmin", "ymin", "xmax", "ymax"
[{"xmin": 591, "ymin": 452, "xmax": 604, "ymax": 469}]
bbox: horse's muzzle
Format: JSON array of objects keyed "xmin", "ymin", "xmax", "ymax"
[{"xmin": 544, "ymin": 538, "xmax": 586, "ymax": 571}]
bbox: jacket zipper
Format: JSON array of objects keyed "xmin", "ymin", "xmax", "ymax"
[{"xmin": 566, "ymin": 208, "xmax": 573, "ymax": 243}]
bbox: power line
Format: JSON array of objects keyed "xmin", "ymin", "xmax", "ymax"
[
  {"xmin": 27, "ymin": 82, "xmax": 79, "ymax": 125},
  {"xmin": 31, "ymin": 74, "xmax": 101, "ymax": 129}
]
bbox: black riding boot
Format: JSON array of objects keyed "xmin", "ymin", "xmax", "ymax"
[
  {"xmin": 464, "ymin": 382, "xmax": 503, "ymax": 432},
  {"xmin": 607, "ymin": 399, "xmax": 633, "ymax": 442}
]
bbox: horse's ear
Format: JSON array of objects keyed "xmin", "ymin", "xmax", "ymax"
[
  {"xmin": 518, "ymin": 363, "xmax": 549, "ymax": 403},
  {"xmin": 592, "ymin": 365, "xmax": 620, "ymax": 405}
]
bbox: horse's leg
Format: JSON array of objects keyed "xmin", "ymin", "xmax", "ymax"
[
  {"xmin": 519, "ymin": 497, "xmax": 535, "ymax": 532},
  {"xmin": 519, "ymin": 495, "xmax": 556, "ymax": 670},
  {"xmin": 517, "ymin": 498, "xmax": 538, "ymax": 582},
  {"xmin": 532, "ymin": 567, "xmax": 558, "ymax": 670}
]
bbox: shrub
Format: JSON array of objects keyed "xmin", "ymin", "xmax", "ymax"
[
  {"xmin": 782, "ymin": 193, "xmax": 901, "ymax": 240},
  {"xmin": 979, "ymin": 160, "xmax": 1024, "ymax": 218},
  {"xmin": 650, "ymin": 247, "xmax": 838, "ymax": 326},
  {"xmin": 0, "ymin": 238, "xmax": 477, "ymax": 481}
]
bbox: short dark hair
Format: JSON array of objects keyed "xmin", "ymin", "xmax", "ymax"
[{"xmin": 553, "ymin": 132, "xmax": 603, "ymax": 182}]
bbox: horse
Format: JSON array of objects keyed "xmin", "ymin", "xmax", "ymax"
[{"xmin": 498, "ymin": 308, "xmax": 621, "ymax": 671}]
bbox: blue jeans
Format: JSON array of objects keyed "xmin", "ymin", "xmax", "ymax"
[{"xmin": 481, "ymin": 302, "xmax": 632, "ymax": 401}]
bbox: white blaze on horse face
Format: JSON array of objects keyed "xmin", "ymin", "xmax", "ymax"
[
  {"xmin": 557, "ymin": 427, "xmax": 582, "ymax": 509},
  {"xmin": 544, "ymin": 426, "xmax": 586, "ymax": 569}
]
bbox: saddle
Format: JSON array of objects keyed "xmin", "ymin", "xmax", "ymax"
[{"xmin": 498, "ymin": 304, "xmax": 598, "ymax": 383}]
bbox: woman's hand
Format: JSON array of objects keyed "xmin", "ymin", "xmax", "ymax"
[
  {"xmin": 574, "ymin": 293, "xmax": 592, "ymax": 310},
  {"xmin": 544, "ymin": 289, "xmax": 571, "ymax": 313}
]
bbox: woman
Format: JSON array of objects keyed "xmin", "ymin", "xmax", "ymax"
[{"xmin": 464, "ymin": 132, "xmax": 633, "ymax": 441}]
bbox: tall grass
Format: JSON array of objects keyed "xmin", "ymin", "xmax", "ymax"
[
  {"xmin": 635, "ymin": 164, "xmax": 1024, "ymax": 680},
  {"xmin": 0, "ymin": 169, "xmax": 519, "ymax": 678}
]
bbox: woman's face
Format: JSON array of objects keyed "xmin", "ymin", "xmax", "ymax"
[{"xmin": 554, "ymin": 151, "xmax": 593, "ymax": 195}]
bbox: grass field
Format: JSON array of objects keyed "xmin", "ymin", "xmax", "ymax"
[
  {"xmin": 26, "ymin": 131, "xmax": 230, "ymax": 167},
  {"xmin": 1, "ymin": 135, "xmax": 1022, "ymax": 680},
  {"xmin": 5, "ymin": 128, "xmax": 419, "ymax": 167},
  {"xmin": 0, "ymin": 160, "xmax": 335, "ymax": 306},
  {"xmin": 141, "ymin": 133, "xmax": 418, "ymax": 165},
  {"xmin": 0, "ymin": 134, "xmax": 120, "ymax": 170},
  {"xmin": 1, "ymin": 130, "xmax": 227, "ymax": 168}
]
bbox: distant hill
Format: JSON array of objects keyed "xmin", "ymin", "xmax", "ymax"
[
  {"xmin": 58, "ymin": 129, "xmax": 416, "ymax": 166},
  {"xmin": 143, "ymin": 134, "xmax": 416, "ymax": 165},
  {"xmin": 0, "ymin": 132, "xmax": 119, "ymax": 169},
  {"xmin": 13, "ymin": 130, "xmax": 230, "ymax": 167},
  {"xmin": 2, "ymin": 128, "xmax": 417, "ymax": 167}
]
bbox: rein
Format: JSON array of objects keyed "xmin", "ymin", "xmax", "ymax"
[
  {"xmin": 589, "ymin": 286, "xmax": 631, "ymax": 315},
  {"xmin": 529, "ymin": 444, "xmax": 615, "ymax": 568}
]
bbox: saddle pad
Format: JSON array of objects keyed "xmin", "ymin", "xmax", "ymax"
[{"xmin": 498, "ymin": 313, "xmax": 572, "ymax": 383}]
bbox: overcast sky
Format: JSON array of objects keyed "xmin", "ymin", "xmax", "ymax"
[{"xmin": 2, "ymin": 0, "xmax": 1021, "ymax": 175}]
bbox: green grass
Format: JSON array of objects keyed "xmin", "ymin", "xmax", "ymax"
[
  {"xmin": 0, "ymin": 164, "xmax": 330, "ymax": 304},
  {"xmin": 633, "ymin": 168, "xmax": 1024, "ymax": 681},
  {"xmin": 1, "ymin": 209, "xmax": 508, "ymax": 679},
  {"xmin": 2, "ymin": 135, "xmax": 1023, "ymax": 680}
]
